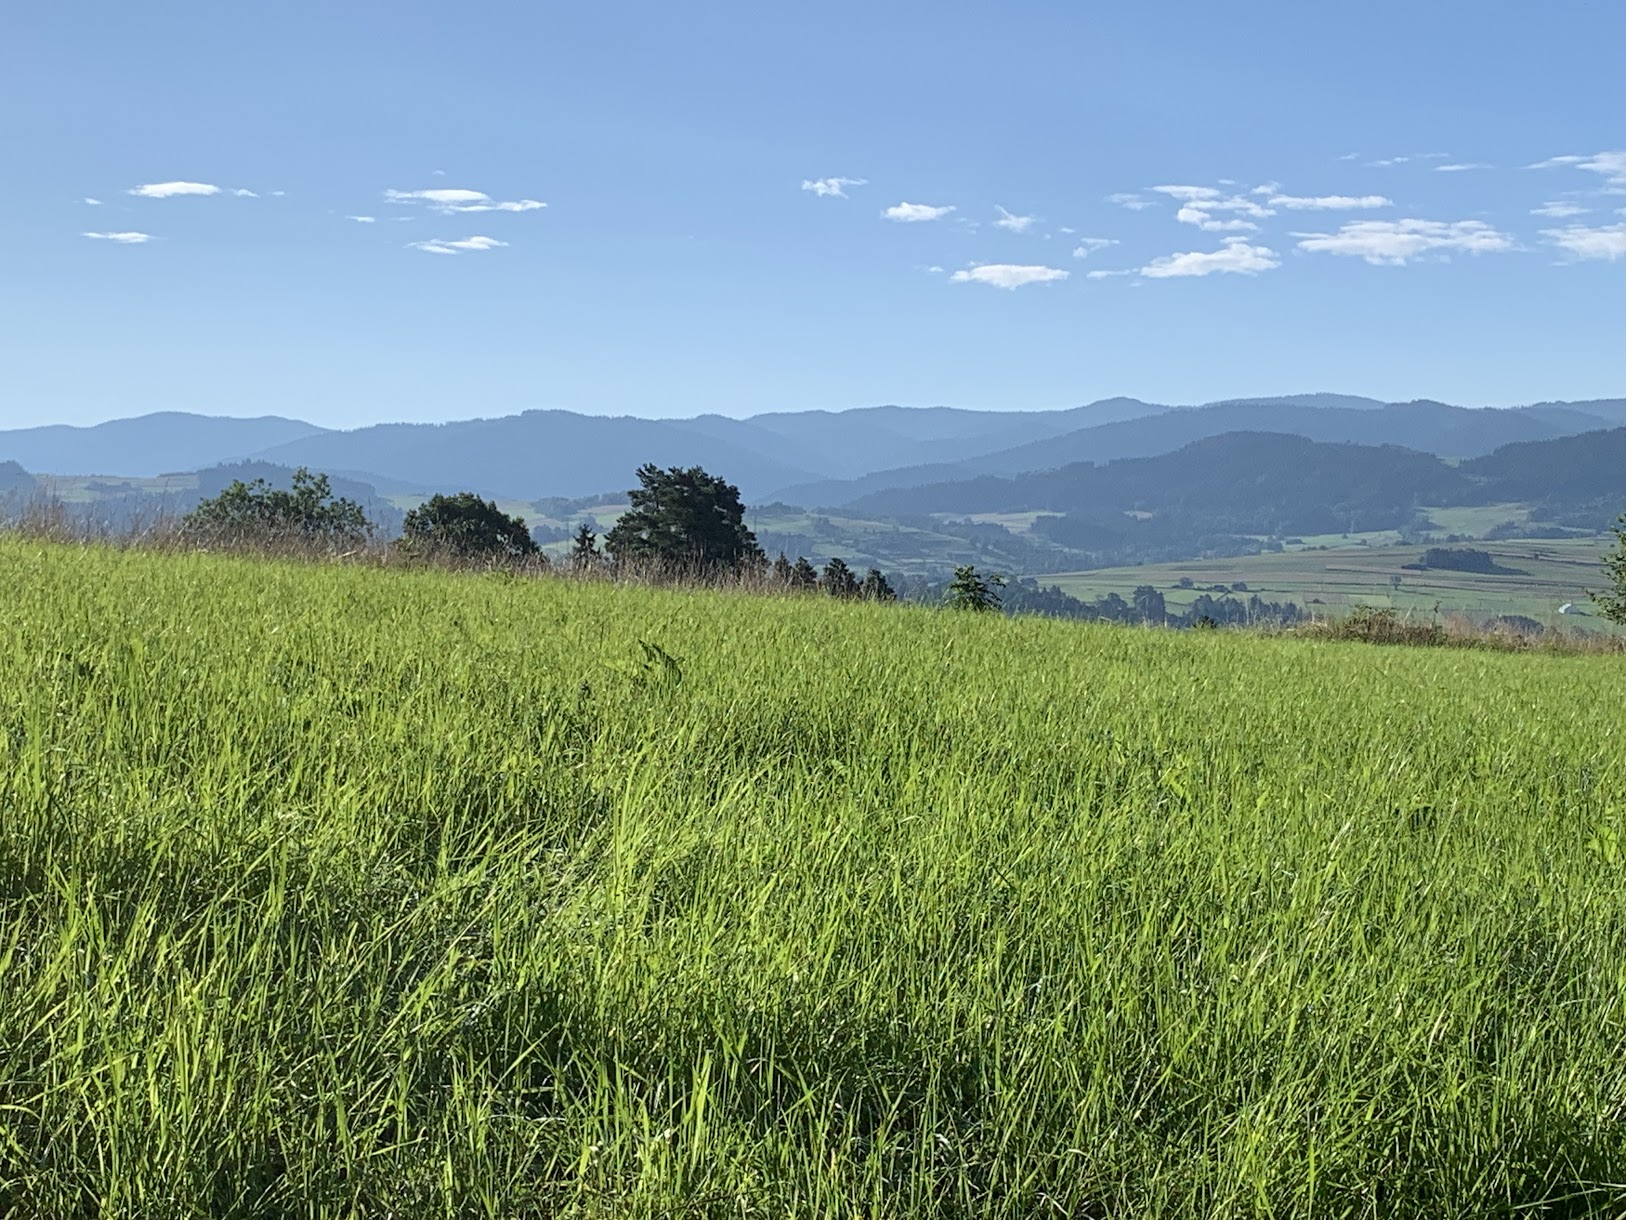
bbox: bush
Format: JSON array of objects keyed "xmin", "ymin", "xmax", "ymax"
[{"xmin": 181, "ymin": 467, "xmax": 371, "ymax": 549}]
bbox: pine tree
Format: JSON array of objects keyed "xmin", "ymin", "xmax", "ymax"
[
  {"xmin": 789, "ymin": 556, "xmax": 818, "ymax": 590},
  {"xmin": 944, "ymin": 564, "xmax": 1004, "ymax": 612},
  {"xmin": 771, "ymin": 552, "xmax": 793, "ymax": 585},
  {"xmin": 860, "ymin": 568, "xmax": 896, "ymax": 602},
  {"xmin": 571, "ymin": 522, "xmax": 598, "ymax": 568},
  {"xmin": 820, "ymin": 556, "xmax": 860, "ymax": 599}
]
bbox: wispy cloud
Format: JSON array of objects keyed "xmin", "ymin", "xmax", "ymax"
[
  {"xmin": 83, "ymin": 231, "xmax": 154, "ymax": 244},
  {"xmin": 407, "ymin": 235, "xmax": 509, "ymax": 255},
  {"xmin": 993, "ymin": 205, "xmax": 1037, "ymax": 233},
  {"xmin": 1140, "ymin": 237, "xmax": 1279, "ymax": 278},
  {"xmin": 231, "ymin": 188, "xmax": 258, "ymax": 197},
  {"xmin": 84, "ymin": 197, "xmax": 102, "ymax": 206},
  {"xmin": 949, "ymin": 263, "xmax": 1068, "ymax": 289},
  {"xmin": 1106, "ymin": 192, "xmax": 1155, "ymax": 211},
  {"xmin": 346, "ymin": 215, "xmax": 377, "ymax": 223},
  {"xmin": 1435, "ymin": 163, "xmax": 1492, "ymax": 172},
  {"xmin": 883, "ymin": 201, "xmax": 955, "ymax": 222},
  {"xmin": 1542, "ymin": 222, "xmax": 1626, "ymax": 261},
  {"xmin": 802, "ymin": 176, "xmax": 866, "ymax": 198},
  {"xmin": 1530, "ymin": 150, "xmax": 1626, "ymax": 191},
  {"xmin": 1085, "ymin": 268, "xmax": 1135, "ymax": 279},
  {"xmin": 1266, "ymin": 193, "xmax": 1391, "ymax": 210},
  {"xmin": 1531, "ymin": 201, "xmax": 1588, "ymax": 219},
  {"xmin": 1294, "ymin": 218, "xmax": 1513, "ymax": 265},
  {"xmin": 128, "ymin": 181, "xmax": 220, "ymax": 198},
  {"xmin": 386, "ymin": 188, "xmax": 546, "ymax": 214},
  {"xmin": 1364, "ymin": 152, "xmax": 1451, "ymax": 168},
  {"xmin": 1071, "ymin": 237, "xmax": 1117, "ymax": 258}
]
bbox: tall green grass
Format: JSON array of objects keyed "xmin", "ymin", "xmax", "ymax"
[{"xmin": 2, "ymin": 539, "xmax": 1624, "ymax": 1217}]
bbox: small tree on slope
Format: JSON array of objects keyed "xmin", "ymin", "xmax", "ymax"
[
  {"xmin": 945, "ymin": 564, "xmax": 1005, "ymax": 612},
  {"xmin": 1597, "ymin": 509, "xmax": 1626, "ymax": 624}
]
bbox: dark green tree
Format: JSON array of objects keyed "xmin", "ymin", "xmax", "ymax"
[
  {"xmin": 397, "ymin": 492, "xmax": 538, "ymax": 559},
  {"xmin": 1597, "ymin": 509, "xmax": 1626, "ymax": 624},
  {"xmin": 820, "ymin": 556, "xmax": 860, "ymax": 599},
  {"xmin": 571, "ymin": 521, "xmax": 599, "ymax": 567},
  {"xmin": 860, "ymin": 568, "xmax": 896, "ymax": 602},
  {"xmin": 1132, "ymin": 585, "xmax": 1167, "ymax": 623},
  {"xmin": 603, "ymin": 464, "xmax": 763, "ymax": 572},
  {"xmin": 945, "ymin": 564, "xmax": 1004, "ymax": 612},
  {"xmin": 771, "ymin": 552, "xmax": 794, "ymax": 585},
  {"xmin": 789, "ymin": 556, "xmax": 818, "ymax": 590},
  {"xmin": 181, "ymin": 467, "xmax": 371, "ymax": 547}
]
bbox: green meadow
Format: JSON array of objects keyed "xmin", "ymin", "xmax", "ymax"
[
  {"xmin": 1050, "ymin": 536, "xmax": 1617, "ymax": 629},
  {"xmin": 2, "ymin": 539, "xmax": 1624, "ymax": 1217}
]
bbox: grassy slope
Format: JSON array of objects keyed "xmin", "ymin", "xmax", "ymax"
[
  {"xmin": 2, "ymin": 542, "xmax": 1625, "ymax": 1217},
  {"xmin": 1050, "ymin": 537, "xmax": 1617, "ymax": 627}
]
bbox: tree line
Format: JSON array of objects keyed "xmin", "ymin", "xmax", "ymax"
[{"xmin": 179, "ymin": 461, "xmax": 1626, "ymax": 626}]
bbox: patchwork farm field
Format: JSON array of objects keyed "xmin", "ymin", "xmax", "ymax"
[
  {"xmin": 1050, "ymin": 536, "xmax": 1618, "ymax": 629},
  {"xmin": 3, "ymin": 540, "xmax": 1625, "ymax": 1217}
]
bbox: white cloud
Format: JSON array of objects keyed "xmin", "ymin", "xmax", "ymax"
[
  {"xmin": 84, "ymin": 197, "xmax": 102, "ymax": 206},
  {"xmin": 1156, "ymin": 185, "xmax": 1274, "ymax": 231},
  {"xmin": 1152, "ymin": 184, "xmax": 1220, "ymax": 203},
  {"xmin": 232, "ymin": 188, "xmax": 258, "ymax": 197},
  {"xmin": 993, "ymin": 205, "xmax": 1037, "ymax": 233},
  {"xmin": 802, "ymin": 176, "xmax": 866, "ymax": 198},
  {"xmin": 1435, "ymin": 163, "xmax": 1492, "ymax": 172},
  {"xmin": 452, "ymin": 199, "xmax": 545, "ymax": 213},
  {"xmin": 1085, "ymin": 268, "xmax": 1135, "ymax": 279},
  {"xmin": 1530, "ymin": 150, "xmax": 1626, "ymax": 189},
  {"xmin": 386, "ymin": 188, "xmax": 546, "ymax": 214},
  {"xmin": 388, "ymin": 188, "xmax": 487, "ymax": 205},
  {"xmin": 1363, "ymin": 154, "xmax": 1446, "ymax": 168},
  {"xmin": 407, "ymin": 235, "xmax": 509, "ymax": 255},
  {"xmin": 1106, "ymin": 192, "xmax": 1155, "ymax": 210},
  {"xmin": 347, "ymin": 215, "xmax": 377, "ymax": 223},
  {"xmin": 949, "ymin": 263, "xmax": 1069, "ymax": 289},
  {"xmin": 1531, "ymin": 201, "xmax": 1588, "ymax": 219},
  {"xmin": 1294, "ymin": 218, "xmax": 1513, "ymax": 265},
  {"xmin": 83, "ymin": 231, "xmax": 154, "ymax": 244},
  {"xmin": 883, "ymin": 201, "xmax": 955, "ymax": 222},
  {"xmin": 128, "ymin": 181, "xmax": 220, "ymax": 198},
  {"xmin": 1542, "ymin": 222, "xmax": 1626, "ymax": 261},
  {"xmin": 1140, "ymin": 237, "xmax": 1279, "ymax": 278},
  {"xmin": 1175, "ymin": 205, "xmax": 1257, "ymax": 232},
  {"xmin": 1071, "ymin": 237, "xmax": 1116, "ymax": 258},
  {"xmin": 1267, "ymin": 193, "xmax": 1391, "ymax": 210}
]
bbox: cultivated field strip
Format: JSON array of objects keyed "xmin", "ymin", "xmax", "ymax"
[{"xmin": 1, "ymin": 541, "xmax": 1624, "ymax": 1217}]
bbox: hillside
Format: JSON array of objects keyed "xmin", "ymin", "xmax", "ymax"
[
  {"xmin": 4, "ymin": 541, "xmax": 1623, "ymax": 1215},
  {"xmin": 848, "ymin": 428, "xmax": 1626, "ymax": 542},
  {"xmin": 779, "ymin": 399, "xmax": 1625, "ymax": 506}
]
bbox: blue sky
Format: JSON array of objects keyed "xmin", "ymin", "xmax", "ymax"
[{"xmin": 4, "ymin": 0, "xmax": 1623, "ymax": 429}]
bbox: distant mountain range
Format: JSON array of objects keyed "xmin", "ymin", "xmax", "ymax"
[
  {"xmin": 848, "ymin": 427, "xmax": 1626, "ymax": 528},
  {"xmin": 2, "ymin": 395, "xmax": 1623, "ymax": 506}
]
